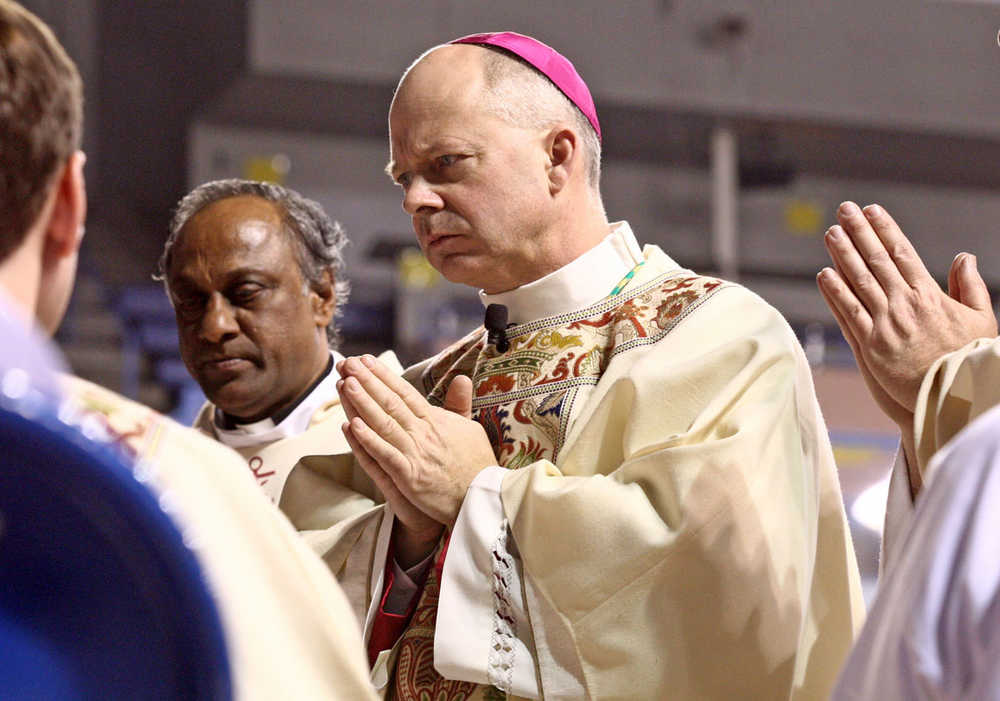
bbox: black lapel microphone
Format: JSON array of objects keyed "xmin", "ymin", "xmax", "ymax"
[{"xmin": 484, "ymin": 303, "xmax": 510, "ymax": 353}]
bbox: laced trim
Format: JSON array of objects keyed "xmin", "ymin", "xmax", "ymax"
[{"xmin": 487, "ymin": 518, "xmax": 516, "ymax": 693}]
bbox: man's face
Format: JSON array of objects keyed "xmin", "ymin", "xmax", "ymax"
[
  {"xmin": 165, "ymin": 196, "xmax": 333, "ymax": 421},
  {"xmin": 387, "ymin": 46, "xmax": 554, "ymax": 294}
]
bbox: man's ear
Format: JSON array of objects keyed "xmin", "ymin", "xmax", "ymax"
[
  {"xmin": 310, "ymin": 268, "xmax": 337, "ymax": 327},
  {"xmin": 43, "ymin": 151, "xmax": 87, "ymax": 264},
  {"xmin": 545, "ymin": 127, "xmax": 577, "ymax": 195}
]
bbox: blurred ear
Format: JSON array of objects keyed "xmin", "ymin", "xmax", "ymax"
[
  {"xmin": 545, "ymin": 126, "xmax": 577, "ymax": 195},
  {"xmin": 43, "ymin": 151, "xmax": 87, "ymax": 264},
  {"xmin": 310, "ymin": 268, "xmax": 337, "ymax": 327}
]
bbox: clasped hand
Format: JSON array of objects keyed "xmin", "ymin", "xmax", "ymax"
[
  {"xmin": 817, "ymin": 201, "xmax": 997, "ymax": 429},
  {"xmin": 336, "ymin": 355, "xmax": 497, "ymax": 562}
]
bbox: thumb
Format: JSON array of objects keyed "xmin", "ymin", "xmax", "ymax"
[
  {"xmin": 949, "ymin": 253, "xmax": 992, "ymax": 311},
  {"xmin": 443, "ymin": 375, "xmax": 474, "ymax": 419}
]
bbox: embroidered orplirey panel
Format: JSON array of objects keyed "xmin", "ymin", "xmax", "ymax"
[
  {"xmin": 420, "ymin": 329, "xmax": 486, "ymax": 406},
  {"xmin": 392, "ymin": 540, "xmax": 478, "ymax": 701},
  {"xmin": 470, "ymin": 273, "xmax": 727, "ymax": 465},
  {"xmin": 487, "ymin": 519, "xmax": 516, "ymax": 694},
  {"xmin": 418, "ymin": 271, "xmax": 728, "ymax": 467}
]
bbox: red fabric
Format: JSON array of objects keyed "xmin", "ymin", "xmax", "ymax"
[
  {"xmin": 368, "ymin": 566, "xmax": 410, "ymax": 667},
  {"xmin": 366, "ymin": 534, "xmax": 450, "ymax": 668}
]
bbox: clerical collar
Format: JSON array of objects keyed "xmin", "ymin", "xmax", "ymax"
[
  {"xmin": 479, "ymin": 221, "xmax": 646, "ymax": 324},
  {"xmin": 212, "ymin": 350, "xmax": 343, "ymax": 448}
]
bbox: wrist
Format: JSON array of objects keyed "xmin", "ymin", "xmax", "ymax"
[{"xmin": 394, "ymin": 521, "xmax": 443, "ymax": 569}]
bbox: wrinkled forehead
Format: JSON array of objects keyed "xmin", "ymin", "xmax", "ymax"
[
  {"xmin": 170, "ymin": 197, "xmax": 294, "ymax": 272},
  {"xmin": 182, "ymin": 197, "xmax": 282, "ymax": 244}
]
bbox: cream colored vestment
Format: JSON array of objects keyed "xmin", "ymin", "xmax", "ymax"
[
  {"xmin": 880, "ymin": 337, "xmax": 1000, "ymax": 568},
  {"xmin": 192, "ymin": 351, "xmax": 403, "ymax": 622},
  {"xmin": 364, "ymin": 233, "xmax": 865, "ymax": 700},
  {"xmin": 913, "ymin": 337, "xmax": 1000, "ymax": 477},
  {"xmin": 60, "ymin": 375, "xmax": 377, "ymax": 700}
]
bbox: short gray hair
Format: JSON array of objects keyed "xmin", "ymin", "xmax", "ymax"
[
  {"xmin": 156, "ymin": 179, "xmax": 350, "ymax": 348},
  {"xmin": 479, "ymin": 45, "xmax": 601, "ymax": 188}
]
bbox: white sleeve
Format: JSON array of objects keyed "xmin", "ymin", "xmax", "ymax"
[
  {"xmin": 834, "ymin": 406, "xmax": 1000, "ymax": 699},
  {"xmin": 434, "ymin": 466, "xmax": 539, "ymax": 699}
]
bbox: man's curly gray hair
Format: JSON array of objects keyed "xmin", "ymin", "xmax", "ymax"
[{"xmin": 156, "ymin": 179, "xmax": 350, "ymax": 348}]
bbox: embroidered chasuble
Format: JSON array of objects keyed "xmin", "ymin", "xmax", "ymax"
[
  {"xmin": 379, "ymin": 242, "xmax": 865, "ymax": 700},
  {"xmin": 58, "ymin": 375, "xmax": 377, "ymax": 699},
  {"xmin": 392, "ymin": 539, "xmax": 480, "ymax": 701}
]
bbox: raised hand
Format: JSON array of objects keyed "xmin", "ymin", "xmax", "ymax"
[
  {"xmin": 336, "ymin": 355, "xmax": 496, "ymax": 561},
  {"xmin": 817, "ymin": 201, "xmax": 996, "ymax": 428}
]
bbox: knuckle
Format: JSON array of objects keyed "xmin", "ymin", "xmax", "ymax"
[
  {"xmin": 889, "ymin": 241, "xmax": 912, "ymax": 261},
  {"xmin": 910, "ymin": 284, "xmax": 940, "ymax": 309},
  {"xmin": 383, "ymin": 393, "xmax": 403, "ymax": 416},
  {"xmin": 377, "ymin": 414, "xmax": 398, "ymax": 438},
  {"xmin": 865, "ymin": 249, "xmax": 891, "ymax": 268},
  {"xmin": 846, "ymin": 302, "xmax": 867, "ymax": 321},
  {"xmin": 853, "ymin": 273, "xmax": 879, "ymax": 295}
]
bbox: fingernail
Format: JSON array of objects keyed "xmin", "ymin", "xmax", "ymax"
[
  {"xmin": 826, "ymin": 225, "xmax": 843, "ymax": 241},
  {"xmin": 862, "ymin": 204, "xmax": 882, "ymax": 217},
  {"xmin": 345, "ymin": 376, "xmax": 359, "ymax": 390},
  {"xmin": 361, "ymin": 355, "xmax": 375, "ymax": 368},
  {"xmin": 838, "ymin": 201, "xmax": 859, "ymax": 216},
  {"xmin": 336, "ymin": 379, "xmax": 344, "ymax": 391}
]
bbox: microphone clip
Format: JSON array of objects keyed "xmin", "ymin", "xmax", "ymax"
[{"xmin": 484, "ymin": 303, "xmax": 510, "ymax": 353}]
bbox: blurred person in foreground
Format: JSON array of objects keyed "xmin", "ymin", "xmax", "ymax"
[
  {"xmin": 0, "ymin": 2, "xmax": 376, "ymax": 697},
  {"xmin": 335, "ymin": 31, "xmax": 864, "ymax": 700},
  {"xmin": 158, "ymin": 180, "xmax": 399, "ymax": 613},
  {"xmin": 817, "ymin": 202, "xmax": 1000, "ymax": 698}
]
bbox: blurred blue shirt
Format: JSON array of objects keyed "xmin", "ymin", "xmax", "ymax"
[{"xmin": 0, "ymin": 288, "xmax": 68, "ymax": 400}]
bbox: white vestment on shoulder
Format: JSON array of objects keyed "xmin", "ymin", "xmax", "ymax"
[
  {"xmin": 60, "ymin": 375, "xmax": 379, "ymax": 700},
  {"xmin": 880, "ymin": 336, "xmax": 1000, "ymax": 570},
  {"xmin": 835, "ymin": 402, "xmax": 1000, "ymax": 700}
]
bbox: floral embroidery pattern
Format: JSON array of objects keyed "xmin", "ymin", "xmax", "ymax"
[
  {"xmin": 421, "ymin": 273, "xmax": 726, "ymax": 468},
  {"xmin": 477, "ymin": 405, "xmax": 514, "ymax": 461},
  {"xmin": 392, "ymin": 543, "xmax": 477, "ymax": 701},
  {"xmin": 419, "ymin": 272, "xmax": 726, "ymax": 469}
]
